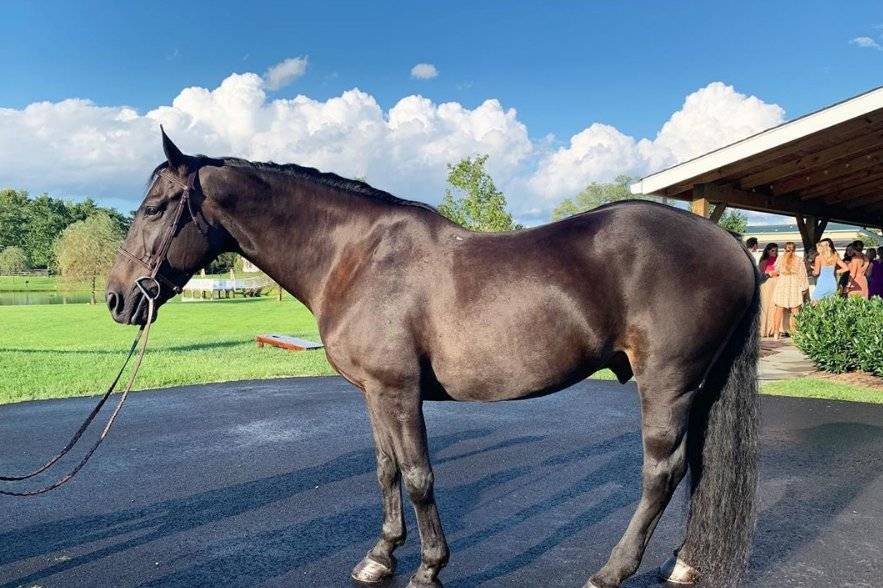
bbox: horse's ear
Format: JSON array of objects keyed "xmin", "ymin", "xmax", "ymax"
[{"xmin": 160, "ymin": 126, "xmax": 186, "ymax": 169}]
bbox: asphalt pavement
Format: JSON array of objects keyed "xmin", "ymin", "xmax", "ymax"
[{"xmin": 0, "ymin": 377, "xmax": 880, "ymax": 587}]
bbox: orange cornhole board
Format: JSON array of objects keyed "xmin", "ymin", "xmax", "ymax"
[{"xmin": 256, "ymin": 334, "xmax": 323, "ymax": 351}]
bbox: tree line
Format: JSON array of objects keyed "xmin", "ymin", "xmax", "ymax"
[{"xmin": 0, "ymin": 189, "xmax": 129, "ymax": 270}]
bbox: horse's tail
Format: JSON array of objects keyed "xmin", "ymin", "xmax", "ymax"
[{"xmin": 679, "ymin": 273, "xmax": 760, "ymax": 587}]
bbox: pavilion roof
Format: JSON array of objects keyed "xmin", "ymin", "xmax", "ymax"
[{"xmin": 631, "ymin": 86, "xmax": 883, "ymax": 229}]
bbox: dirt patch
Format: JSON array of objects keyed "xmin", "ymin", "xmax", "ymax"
[{"xmin": 811, "ymin": 370, "xmax": 883, "ymax": 391}]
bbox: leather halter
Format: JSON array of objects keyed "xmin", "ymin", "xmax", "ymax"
[{"xmin": 118, "ymin": 168, "xmax": 209, "ymax": 297}]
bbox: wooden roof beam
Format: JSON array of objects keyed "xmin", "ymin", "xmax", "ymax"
[
  {"xmin": 693, "ymin": 182, "xmax": 883, "ymax": 227},
  {"xmin": 844, "ymin": 192, "xmax": 883, "ymax": 210},
  {"xmin": 800, "ymin": 165, "xmax": 883, "ymax": 200},
  {"xmin": 771, "ymin": 151, "xmax": 883, "ymax": 194},
  {"xmin": 740, "ymin": 128, "xmax": 883, "ymax": 189},
  {"xmin": 826, "ymin": 181, "xmax": 883, "ymax": 204}
]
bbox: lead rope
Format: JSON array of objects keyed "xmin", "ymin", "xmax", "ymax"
[{"xmin": 0, "ymin": 293, "xmax": 155, "ymax": 496}]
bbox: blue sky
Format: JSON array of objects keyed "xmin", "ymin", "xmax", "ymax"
[{"xmin": 1, "ymin": 1, "xmax": 881, "ymax": 221}]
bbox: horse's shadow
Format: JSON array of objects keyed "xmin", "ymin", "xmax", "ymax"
[
  {"xmin": 0, "ymin": 428, "xmax": 644, "ymax": 587},
  {"xmin": 0, "ymin": 429, "xmax": 487, "ymax": 583},
  {"xmin": 136, "ymin": 431, "xmax": 646, "ymax": 588},
  {"xmin": 1, "ymin": 419, "xmax": 880, "ymax": 587}
]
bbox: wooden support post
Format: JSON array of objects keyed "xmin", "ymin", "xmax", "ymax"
[
  {"xmin": 795, "ymin": 214, "xmax": 829, "ymax": 256},
  {"xmin": 709, "ymin": 203, "xmax": 727, "ymax": 224},
  {"xmin": 691, "ymin": 197, "xmax": 711, "ymax": 218},
  {"xmin": 795, "ymin": 214, "xmax": 810, "ymax": 254},
  {"xmin": 692, "ymin": 184, "xmax": 726, "ymax": 223}
]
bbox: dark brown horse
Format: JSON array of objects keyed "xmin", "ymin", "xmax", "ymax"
[{"xmin": 106, "ymin": 131, "xmax": 759, "ymax": 588}]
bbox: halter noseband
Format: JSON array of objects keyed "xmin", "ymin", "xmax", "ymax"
[{"xmin": 118, "ymin": 168, "xmax": 210, "ymax": 300}]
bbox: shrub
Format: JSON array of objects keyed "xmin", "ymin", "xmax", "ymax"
[
  {"xmin": 0, "ymin": 246, "xmax": 29, "ymax": 274},
  {"xmin": 794, "ymin": 296, "xmax": 883, "ymax": 376}
]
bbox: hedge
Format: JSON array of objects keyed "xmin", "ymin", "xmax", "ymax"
[{"xmin": 793, "ymin": 296, "xmax": 883, "ymax": 376}]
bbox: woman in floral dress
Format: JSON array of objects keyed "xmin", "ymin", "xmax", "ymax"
[{"xmin": 772, "ymin": 242, "xmax": 808, "ymax": 340}]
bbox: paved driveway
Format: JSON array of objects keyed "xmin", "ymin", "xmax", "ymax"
[{"xmin": 0, "ymin": 377, "xmax": 880, "ymax": 587}]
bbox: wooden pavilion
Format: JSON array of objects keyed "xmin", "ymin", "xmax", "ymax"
[{"xmin": 630, "ymin": 86, "xmax": 883, "ymax": 253}]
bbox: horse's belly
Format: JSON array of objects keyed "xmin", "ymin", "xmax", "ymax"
[
  {"xmin": 425, "ymin": 282, "xmax": 613, "ymax": 400},
  {"xmin": 430, "ymin": 325, "xmax": 602, "ymax": 401}
]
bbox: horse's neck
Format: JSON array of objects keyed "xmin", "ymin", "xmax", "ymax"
[{"xmin": 219, "ymin": 174, "xmax": 394, "ymax": 314}]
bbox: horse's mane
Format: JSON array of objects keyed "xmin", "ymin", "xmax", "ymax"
[{"xmin": 148, "ymin": 156, "xmax": 438, "ymax": 213}]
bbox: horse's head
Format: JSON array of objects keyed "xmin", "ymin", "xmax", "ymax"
[{"xmin": 106, "ymin": 130, "xmax": 229, "ymax": 325}]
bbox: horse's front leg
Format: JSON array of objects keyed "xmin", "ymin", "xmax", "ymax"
[
  {"xmin": 352, "ymin": 395, "xmax": 407, "ymax": 584},
  {"xmin": 369, "ymin": 385, "xmax": 449, "ymax": 588}
]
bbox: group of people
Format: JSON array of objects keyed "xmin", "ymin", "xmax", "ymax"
[{"xmin": 746, "ymin": 237, "xmax": 883, "ymax": 339}]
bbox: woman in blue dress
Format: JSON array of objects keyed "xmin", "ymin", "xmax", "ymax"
[{"xmin": 811, "ymin": 238, "xmax": 848, "ymax": 302}]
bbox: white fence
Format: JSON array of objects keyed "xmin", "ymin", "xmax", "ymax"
[{"xmin": 182, "ymin": 277, "xmax": 271, "ymax": 300}]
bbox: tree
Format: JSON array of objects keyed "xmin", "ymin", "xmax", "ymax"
[
  {"xmin": 69, "ymin": 198, "xmax": 130, "ymax": 233},
  {"xmin": 0, "ymin": 246, "xmax": 29, "ymax": 274},
  {"xmin": 551, "ymin": 175, "xmax": 653, "ymax": 220},
  {"xmin": 25, "ymin": 194, "xmax": 71, "ymax": 269},
  {"xmin": 0, "ymin": 189, "xmax": 31, "ymax": 251},
  {"xmin": 0, "ymin": 190, "xmax": 130, "ymax": 270},
  {"xmin": 718, "ymin": 210, "xmax": 748, "ymax": 234},
  {"xmin": 207, "ymin": 252, "xmax": 242, "ymax": 274},
  {"xmin": 860, "ymin": 230, "xmax": 881, "ymax": 248},
  {"xmin": 66, "ymin": 198, "xmax": 101, "ymax": 223},
  {"xmin": 438, "ymin": 155, "xmax": 520, "ymax": 231},
  {"xmin": 54, "ymin": 212, "xmax": 123, "ymax": 304}
]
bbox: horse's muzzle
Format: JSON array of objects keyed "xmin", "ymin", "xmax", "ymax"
[{"xmin": 106, "ymin": 284, "xmax": 159, "ymax": 326}]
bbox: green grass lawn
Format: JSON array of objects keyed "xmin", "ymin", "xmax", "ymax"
[
  {"xmin": 0, "ymin": 275, "xmax": 64, "ymax": 292},
  {"xmin": 0, "ymin": 297, "xmax": 334, "ymax": 404},
  {"xmin": 761, "ymin": 378, "xmax": 881, "ymax": 403},
  {"xmin": 0, "ymin": 297, "xmax": 879, "ymax": 405}
]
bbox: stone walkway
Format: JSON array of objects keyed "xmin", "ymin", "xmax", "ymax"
[{"xmin": 758, "ymin": 338, "xmax": 816, "ymax": 381}]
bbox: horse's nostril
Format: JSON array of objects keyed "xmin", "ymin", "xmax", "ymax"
[{"xmin": 107, "ymin": 291, "xmax": 121, "ymax": 314}]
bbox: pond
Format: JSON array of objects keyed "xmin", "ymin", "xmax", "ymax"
[{"xmin": 0, "ymin": 291, "xmax": 97, "ymax": 305}]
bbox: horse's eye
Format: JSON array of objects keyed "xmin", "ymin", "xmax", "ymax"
[{"xmin": 144, "ymin": 205, "xmax": 161, "ymax": 216}]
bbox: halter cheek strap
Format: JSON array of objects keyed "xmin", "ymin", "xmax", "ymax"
[{"xmin": 118, "ymin": 169, "xmax": 209, "ymax": 296}]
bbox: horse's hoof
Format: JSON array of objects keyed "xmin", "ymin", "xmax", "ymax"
[
  {"xmin": 351, "ymin": 555, "xmax": 395, "ymax": 584},
  {"xmin": 658, "ymin": 555, "xmax": 700, "ymax": 585},
  {"xmin": 405, "ymin": 577, "xmax": 442, "ymax": 588}
]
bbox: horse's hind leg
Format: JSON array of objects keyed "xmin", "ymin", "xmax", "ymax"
[
  {"xmin": 352, "ymin": 394, "xmax": 407, "ymax": 584},
  {"xmin": 587, "ymin": 379, "xmax": 695, "ymax": 588}
]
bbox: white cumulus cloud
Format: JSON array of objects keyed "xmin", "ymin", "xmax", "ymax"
[
  {"xmin": 0, "ymin": 75, "xmax": 785, "ymax": 222},
  {"xmin": 850, "ymin": 36, "xmax": 882, "ymax": 50},
  {"xmin": 410, "ymin": 63, "xmax": 439, "ymax": 79},
  {"xmin": 0, "ymin": 71, "xmax": 531, "ymax": 206},
  {"xmin": 528, "ymin": 82, "xmax": 784, "ymax": 200},
  {"xmin": 263, "ymin": 56, "xmax": 309, "ymax": 90}
]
